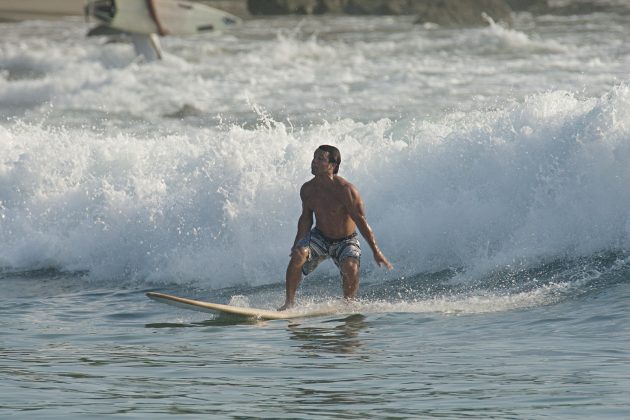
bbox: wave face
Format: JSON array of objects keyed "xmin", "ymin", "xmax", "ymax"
[
  {"xmin": 2, "ymin": 86, "xmax": 630, "ymax": 287},
  {"xmin": 1, "ymin": 14, "xmax": 630, "ymax": 291}
]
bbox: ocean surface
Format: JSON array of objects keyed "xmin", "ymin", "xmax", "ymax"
[{"xmin": 2, "ymin": 10, "xmax": 630, "ymax": 418}]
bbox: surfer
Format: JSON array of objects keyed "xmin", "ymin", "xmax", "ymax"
[{"xmin": 279, "ymin": 145, "xmax": 393, "ymax": 310}]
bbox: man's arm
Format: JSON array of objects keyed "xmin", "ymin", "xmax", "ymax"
[
  {"xmin": 345, "ymin": 185, "xmax": 393, "ymax": 269},
  {"xmin": 292, "ymin": 185, "xmax": 313, "ymax": 251}
]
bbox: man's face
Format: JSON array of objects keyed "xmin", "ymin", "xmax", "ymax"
[{"xmin": 311, "ymin": 149, "xmax": 334, "ymax": 175}]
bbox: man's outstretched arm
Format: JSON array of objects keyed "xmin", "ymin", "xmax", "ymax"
[{"xmin": 345, "ymin": 186, "xmax": 393, "ymax": 269}]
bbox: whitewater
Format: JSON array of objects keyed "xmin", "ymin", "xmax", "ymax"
[{"xmin": 2, "ymin": 11, "xmax": 630, "ymax": 419}]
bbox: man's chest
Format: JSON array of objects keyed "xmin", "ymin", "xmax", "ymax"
[{"xmin": 307, "ymin": 195, "xmax": 346, "ymax": 215}]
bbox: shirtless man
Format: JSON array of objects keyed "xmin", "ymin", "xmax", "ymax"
[{"xmin": 278, "ymin": 145, "xmax": 393, "ymax": 310}]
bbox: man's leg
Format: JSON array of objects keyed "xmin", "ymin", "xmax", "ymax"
[
  {"xmin": 340, "ymin": 257, "xmax": 360, "ymax": 300},
  {"xmin": 279, "ymin": 247, "xmax": 309, "ymax": 311}
]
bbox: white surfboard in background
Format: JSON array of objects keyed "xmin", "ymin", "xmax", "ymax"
[
  {"xmin": 0, "ymin": 0, "xmax": 243, "ymax": 62},
  {"xmin": 86, "ymin": 0, "xmax": 242, "ymax": 36},
  {"xmin": 85, "ymin": 0, "xmax": 242, "ymax": 61}
]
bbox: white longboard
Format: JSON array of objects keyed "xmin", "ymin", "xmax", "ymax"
[
  {"xmin": 87, "ymin": 0, "xmax": 242, "ymax": 36},
  {"xmin": 146, "ymin": 292, "xmax": 340, "ymax": 320}
]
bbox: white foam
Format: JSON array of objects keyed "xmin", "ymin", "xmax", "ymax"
[
  {"xmin": 2, "ymin": 15, "xmax": 630, "ymax": 287},
  {"xmin": 479, "ymin": 13, "xmax": 566, "ymax": 53},
  {"xmin": 355, "ymin": 283, "xmax": 570, "ymax": 315},
  {"xmin": 4, "ymin": 14, "xmax": 620, "ymax": 124},
  {"xmin": 1, "ymin": 85, "xmax": 630, "ymax": 286}
]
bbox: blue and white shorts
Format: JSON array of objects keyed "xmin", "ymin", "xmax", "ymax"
[{"xmin": 296, "ymin": 228, "xmax": 361, "ymax": 276}]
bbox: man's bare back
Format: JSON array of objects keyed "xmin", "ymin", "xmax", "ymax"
[{"xmin": 279, "ymin": 145, "xmax": 392, "ymax": 311}]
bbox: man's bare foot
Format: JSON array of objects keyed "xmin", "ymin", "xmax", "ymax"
[{"xmin": 277, "ymin": 302, "xmax": 294, "ymax": 311}]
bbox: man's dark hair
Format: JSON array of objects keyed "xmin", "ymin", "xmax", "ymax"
[{"xmin": 318, "ymin": 145, "xmax": 341, "ymax": 174}]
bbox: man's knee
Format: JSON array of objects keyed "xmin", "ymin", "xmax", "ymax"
[
  {"xmin": 340, "ymin": 257, "xmax": 359, "ymax": 277},
  {"xmin": 290, "ymin": 247, "xmax": 309, "ymax": 265}
]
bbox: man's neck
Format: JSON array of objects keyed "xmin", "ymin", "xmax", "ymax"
[{"xmin": 313, "ymin": 173, "xmax": 335, "ymax": 183}]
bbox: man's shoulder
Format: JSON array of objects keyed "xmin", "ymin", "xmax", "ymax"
[
  {"xmin": 333, "ymin": 176, "xmax": 358, "ymax": 193},
  {"xmin": 301, "ymin": 178, "xmax": 316, "ymax": 190},
  {"xmin": 299, "ymin": 178, "xmax": 316, "ymax": 198}
]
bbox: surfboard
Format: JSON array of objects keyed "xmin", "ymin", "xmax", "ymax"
[
  {"xmin": 146, "ymin": 292, "xmax": 340, "ymax": 320},
  {"xmin": 87, "ymin": 0, "xmax": 242, "ymax": 36}
]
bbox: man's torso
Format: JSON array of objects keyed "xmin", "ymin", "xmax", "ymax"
[{"xmin": 302, "ymin": 176, "xmax": 356, "ymax": 239}]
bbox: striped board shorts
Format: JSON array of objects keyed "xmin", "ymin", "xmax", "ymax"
[{"xmin": 296, "ymin": 228, "xmax": 361, "ymax": 276}]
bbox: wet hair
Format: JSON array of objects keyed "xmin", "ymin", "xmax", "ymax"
[{"xmin": 317, "ymin": 145, "xmax": 341, "ymax": 174}]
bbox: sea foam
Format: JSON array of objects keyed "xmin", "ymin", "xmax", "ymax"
[{"xmin": 1, "ymin": 85, "xmax": 630, "ymax": 287}]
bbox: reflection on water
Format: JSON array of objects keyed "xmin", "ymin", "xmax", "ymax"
[
  {"xmin": 145, "ymin": 315, "xmax": 264, "ymax": 328},
  {"xmin": 288, "ymin": 314, "xmax": 368, "ymax": 355}
]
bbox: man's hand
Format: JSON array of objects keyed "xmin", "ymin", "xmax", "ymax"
[{"xmin": 374, "ymin": 251, "xmax": 393, "ymax": 270}]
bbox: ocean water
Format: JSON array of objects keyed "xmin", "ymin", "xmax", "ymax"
[{"xmin": 2, "ymin": 11, "xmax": 630, "ymax": 418}]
